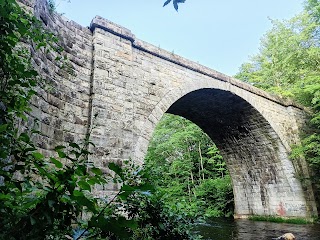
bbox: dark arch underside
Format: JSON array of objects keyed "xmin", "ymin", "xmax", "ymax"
[{"xmin": 166, "ymin": 88, "xmax": 305, "ymax": 217}]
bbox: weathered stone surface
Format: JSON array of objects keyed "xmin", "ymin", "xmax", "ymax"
[{"xmin": 23, "ymin": 0, "xmax": 318, "ymax": 218}]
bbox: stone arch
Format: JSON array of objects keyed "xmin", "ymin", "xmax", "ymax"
[
  {"xmin": 133, "ymin": 78, "xmax": 294, "ymax": 164},
  {"xmin": 133, "ymin": 82, "xmax": 310, "ymax": 218},
  {"xmin": 19, "ymin": 0, "xmax": 317, "ymax": 218}
]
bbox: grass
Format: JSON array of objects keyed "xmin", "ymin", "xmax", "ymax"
[{"xmin": 248, "ymin": 215, "xmax": 315, "ymax": 224}]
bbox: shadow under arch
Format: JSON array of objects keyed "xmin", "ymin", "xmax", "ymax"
[{"xmin": 134, "ymin": 87, "xmax": 310, "ymax": 218}]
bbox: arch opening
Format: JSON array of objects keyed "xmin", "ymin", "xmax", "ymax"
[
  {"xmin": 145, "ymin": 113, "xmax": 234, "ymax": 218},
  {"xmin": 157, "ymin": 88, "xmax": 307, "ymax": 218}
]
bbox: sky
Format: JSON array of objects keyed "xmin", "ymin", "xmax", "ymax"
[{"xmin": 56, "ymin": 0, "xmax": 305, "ymax": 76}]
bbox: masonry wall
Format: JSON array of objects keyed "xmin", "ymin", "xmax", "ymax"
[
  {"xmin": 21, "ymin": 0, "xmax": 92, "ymax": 158},
  {"xmin": 23, "ymin": 0, "xmax": 317, "ymax": 217},
  {"xmin": 89, "ymin": 16, "xmax": 317, "ymax": 217}
]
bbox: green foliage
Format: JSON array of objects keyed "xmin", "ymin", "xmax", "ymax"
[
  {"xmin": 0, "ymin": 4, "xmax": 64, "ymax": 236},
  {"xmin": 196, "ymin": 176, "xmax": 234, "ymax": 218},
  {"xmin": 1, "ymin": 132, "xmax": 197, "ymax": 239},
  {"xmin": 248, "ymin": 215, "xmax": 314, "ymax": 224},
  {"xmin": 0, "ymin": 131, "xmax": 197, "ymax": 239},
  {"xmin": 0, "ymin": 0, "xmax": 202, "ymax": 239},
  {"xmin": 126, "ymin": 192, "xmax": 200, "ymax": 240},
  {"xmin": 0, "ymin": 0, "xmax": 62, "ymax": 161},
  {"xmin": 1, "ymin": 139, "xmax": 104, "ymax": 239},
  {"xmin": 235, "ymin": 12, "xmax": 320, "ymax": 100},
  {"xmin": 206, "ymin": 146, "xmax": 228, "ymax": 179},
  {"xmin": 235, "ymin": 0, "xmax": 320, "ymax": 211},
  {"xmin": 84, "ymin": 159, "xmax": 199, "ymax": 240},
  {"xmin": 305, "ymin": 0, "xmax": 320, "ymax": 24},
  {"xmin": 145, "ymin": 114, "xmax": 234, "ymax": 219}
]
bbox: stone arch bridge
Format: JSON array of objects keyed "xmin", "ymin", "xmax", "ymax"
[{"xmin": 27, "ymin": 0, "xmax": 317, "ymax": 219}]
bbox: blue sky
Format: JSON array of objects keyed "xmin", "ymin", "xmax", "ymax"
[{"xmin": 56, "ymin": 0, "xmax": 304, "ymax": 76}]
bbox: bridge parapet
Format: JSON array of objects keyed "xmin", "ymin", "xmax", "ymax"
[{"xmin": 90, "ymin": 15, "xmax": 301, "ymax": 110}]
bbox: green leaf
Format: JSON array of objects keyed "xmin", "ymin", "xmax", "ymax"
[
  {"xmin": 36, "ymin": 42, "xmax": 46, "ymax": 49},
  {"xmin": 0, "ymin": 194, "xmax": 11, "ymax": 200},
  {"xmin": 69, "ymin": 142, "xmax": 80, "ymax": 149},
  {"xmin": 87, "ymin": 178, "xmax": 97, "ymax": 185},
  {"xmin": 78, "ymin": 180, "xmax": 91, "ymax": 191},
  {"xmin": 108, "ymin": 162, "xmax": 124, "ymax": 180},
  {"xmin": 25, "ymin": 147, "xmax": 36, "ymax": 152},
  {"xmin": 91, "ymin": 167, "xmax": 102, "ymax": 176},
  {"xmin": 50, "ymin": 157, "xmax": 63, "ymax": 168},
  {"xmin": 61, "ymin": 194, "xmax": 71, "ymax": 203},
  {"xmin": 30, "ymin": 216, "xmax": 36, "ymax": 225},
  {"xmin": 115, "ymin": 217, "xmax": 138, "ymax": 230},
  {"xmin": 118, "ymin": 185, "xmax": 135, "ymax": 200},
  {"xmin": 73, "ymin": 195, "xmax": 97, "ymax": 213},
  {"xmin": 159, "ymin": 222, "xmax": 165, "ymax": 230},
  {"xmin": 75, "ymin": 165, "xmax": 86, "ymax": 176},
  {"xmin": 32, "ymin": 152, "xmax": 44, "ymax": 160},
  {"xmin": 121, "ymin": 184, "xmax": 135, "ymax": 192},
  {"xmin": 136, "ymin": 183, "xmax": 155, "ymax": 192},
  {"xmin": 57, "ymin": 150, "xmax": 66, "ymax": 158},
  {"xmin": 89, "ymin": 215, "xmax": 109, "ymax": 228},
  {"xmin": 0, "ymin": 124, "xmax": 8, "ymax": 133},
  {"xmin": 73, "ymin": 190, "xmax": 84, "ymax": 197},
  {"xmin": 19, "ymin": 132, "xmax": 30, "ymax": 143},
  {"xmin": 55, "ymin": 145, "xmax": 66, "ymax": 150}
]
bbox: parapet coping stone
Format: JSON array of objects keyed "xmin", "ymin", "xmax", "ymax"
[{"xmin": 89, "ymin": 15, "xmax": 303, "ymax": 110}]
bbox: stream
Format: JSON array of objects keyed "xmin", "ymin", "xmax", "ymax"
[{"xmin": 194, "ymin": 218, "xmax": 320, "ymax": 240}]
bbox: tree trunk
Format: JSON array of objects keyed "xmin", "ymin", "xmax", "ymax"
[
  {"xmin": 199, "ymin": 142, "xmax": 205, "ymax": 181},
  {"xmin": 187, "ymin": 177, "xmax": 191, "ymax": 202}
]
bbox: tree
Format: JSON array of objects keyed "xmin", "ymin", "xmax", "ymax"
[
  {"xmin": 235, "ymin": 12, "xmax": 320, "ymax": 100},
  {"xmin": 145, "ymin": 114, "xmax": 234, "ymax": 218},
  {"xmin": 305, "ymin": 0, "xmax": 320, "ymax": 24}
]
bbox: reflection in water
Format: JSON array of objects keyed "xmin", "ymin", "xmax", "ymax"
[{"xmin": 194, "ymin": 218, "xmax": 320, "ymax": 240}]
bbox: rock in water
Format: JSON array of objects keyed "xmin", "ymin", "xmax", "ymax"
[{"xmin": 272, "ymin": 233, "xmax": 296, "ymax": 240}]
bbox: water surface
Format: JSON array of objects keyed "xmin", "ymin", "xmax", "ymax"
[{"xmin": 194, "ymin": 218, "xmax": 320, "ymax": 240}]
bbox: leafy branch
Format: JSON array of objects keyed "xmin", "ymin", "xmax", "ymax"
[{"xmin": 163, "ymin": 0, "xmax": 186, "ymax": 11}]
